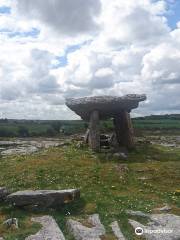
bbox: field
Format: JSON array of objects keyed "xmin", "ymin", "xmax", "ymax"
[
  {"xmin": 0, "ymin": 120, "xmax": 86, "ymax": 137},
  {"xmin": 133, "ymin": 118, "xmax": 180, "ymax": 130},
  {"xmin": 1, "ymin": 114, "xmax": 180, "ymax": 138},
  {"xmin": 0, "ymin": 115, "xmax": 180, "ymax": 239}
]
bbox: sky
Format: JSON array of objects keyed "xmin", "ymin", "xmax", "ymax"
[{"xmin": 0, "ymin": 0, "xmax": 180, "ymax": 120}]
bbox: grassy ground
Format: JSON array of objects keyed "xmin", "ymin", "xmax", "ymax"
[{"xmin": 0, "ymin": 139, "xmax": 180, "ymax": 239}]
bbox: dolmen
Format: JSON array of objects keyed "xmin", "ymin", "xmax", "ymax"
[
  {"xmin": 7, "ymin": 189, "xmax": 80, "ymax": 209},
  {"xmin": 66, "ymin": 94, "xmax": 146, "ymax": 152}
]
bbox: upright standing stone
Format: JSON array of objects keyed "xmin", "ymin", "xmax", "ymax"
[
  {"xmin": 114, "ymin": 111, "xmax": 134, "ymax": 149},
  {"xmin": 113, "ymin": 114, "xmax": 122, "ymax": 147},
  {"xmin": 89, "ymin": 110, "xmax": 100, "ymax": 152}
]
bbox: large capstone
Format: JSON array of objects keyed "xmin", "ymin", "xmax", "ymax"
[
  {"xmin": 7, "ymin": 189, "xmax": 80, "ymax": 208},
  {"xmin": 66, "ymin": 94, "xmax": 146, "ymax": 120}
]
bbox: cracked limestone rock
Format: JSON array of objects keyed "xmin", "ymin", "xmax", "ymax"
[
  {"xmin": 25, "ymin": 216, "xmax": 65, "ymax": 240},
  {"xmin": 67, "ymin": 214, "xmax": 106, "ymax": 240},
  {"xmin": 129, "ymin": 212, "xmax": 180, "ymax": 240},
  {"xmin": 110, "ymin": 221, "xmax": 126, "ymax": 240}
]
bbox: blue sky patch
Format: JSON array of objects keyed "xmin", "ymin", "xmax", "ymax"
[
  {"xmin": 0, "ymin": 28, "xmax": 11, "ymax": 33},
  {"xmin": 0, "ymin": 27, "xmax": 40, "ymax": 38},
  {"xmin": 52, "ymin": 40, "xmax": 92, "ymax": 69},
  {"xmin": 166, "ymin": 0, "xmax": 180, "ymax": 29},
  {"xmin": 8, "ymin": 28, "xmax": 40, "ymax": 38},
  {"xmin": 0, "ymin": 6, "xmax": 11, "ymax": 14}
]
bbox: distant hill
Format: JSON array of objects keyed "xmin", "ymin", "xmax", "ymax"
[
  {"xmin": 133, "ymin": 114, "xmax": 180, "ymax": 120},
  {"xmin": 0, "ymin": 114, "xmax": 180, "ymax": 137}
]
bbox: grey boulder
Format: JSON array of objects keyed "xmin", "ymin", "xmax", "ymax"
[
  {"xmin": 113, "ymin": 152, "xmax": 128, "ymax": 160},
  {"xmin": 7, "ymin": 189, "xmax": 80, "ymax": 208}
]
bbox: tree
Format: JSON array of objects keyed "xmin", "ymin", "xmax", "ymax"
[
  {"xmin": 46, "ymin": 127, "xmax": 56, "ymax": 137},
  {"xmin": 51, "ymin": 121, "xmax": 62, "ymax": 133},
  {"xmin": 18, "ymin": 126, "xmax": 29, "ymax": 137}
]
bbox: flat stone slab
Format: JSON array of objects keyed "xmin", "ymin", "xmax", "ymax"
[
  {"xmin": 67, "ymin": 214, "xmax": 106, "ymax": 240},
  {"xmin": 66, "ymin": 95, "xmax": 146, "ymax": 120},
  {"xmin": 1, "ymin": 146, "xmax": 38, "ymax": 156},
  {"xmin": 0, "ymin": 139, "xmax": 68, "ymax": 156},
  {"xmin": 7, "ymin": 189, "xmax": 80, "ymax": 208},
  {"xmin": 25, "ymin": 216, "xmax": 65, "ymax": 240},
  {"xmin": 128, "ymin": 211, "xmax": 180, "ymax": 240}
]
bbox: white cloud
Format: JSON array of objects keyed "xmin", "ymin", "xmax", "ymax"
[
  {"xmin": 16, "ymin": 0, "xmax": 101, "ymax": 36},
  {"xmin": 25, "ymin": 49, "xmax": 60, "ymax": 93},
  {"xmin": 0, "ymin": 0, "xmax": 180, "ymax": 119}
]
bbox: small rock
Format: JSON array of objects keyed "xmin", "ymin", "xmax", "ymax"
[
  {"xmin": 113, "ymin": 152, "xmax": 127, "ymax": 160},
  {"xmin": 3, "ymin": 218, "xmax": 18, "ymax": 229},
  {"xmin": 174, "ymin": 189, "xmax": 180, "ymax": 196},
  {"xmin": 137, "ymin": 176, "xmax": 151, "ymax": 180},
  {"xmin": 72, "ymin": 134, "xmax": 83, "ymax": 141},
  {"xmin": 67, "ymin": 214, "xmax": 106, "ymax": 240},
  {"xmin": 126, "ymin": 210, "xmax": 149, "ymax": 218},
  {"xmin": 110, "ymin": 221, "xmax": 126, "ymax": 240},
  {"xmin": 25, "ymin": 216, "xmax": 65, "ymax": 240},
  {"xmin": 116, "ymin": 164, "xmax": 129, "ymax": 174},
  {"xmin": 7, "ymin": 189, "xmax": 80, "ymax": 208},
  {"xmin": 0, "ymin": 187, "xmax": 9, "ymax": 201},
  {"xmin": 58, "ymin": 141, "xmax": 71, "ymax": 147},
  {"xmin": 76, "ymin": 141, "xmax": 84, "ymax": 148},
  {"xmin": 154, "ymin": 205, "xmax": 172, "ymax": 212},
  {"xmin": 135, "ymin": 169, "xmax": 146, "ymax": 173}
]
